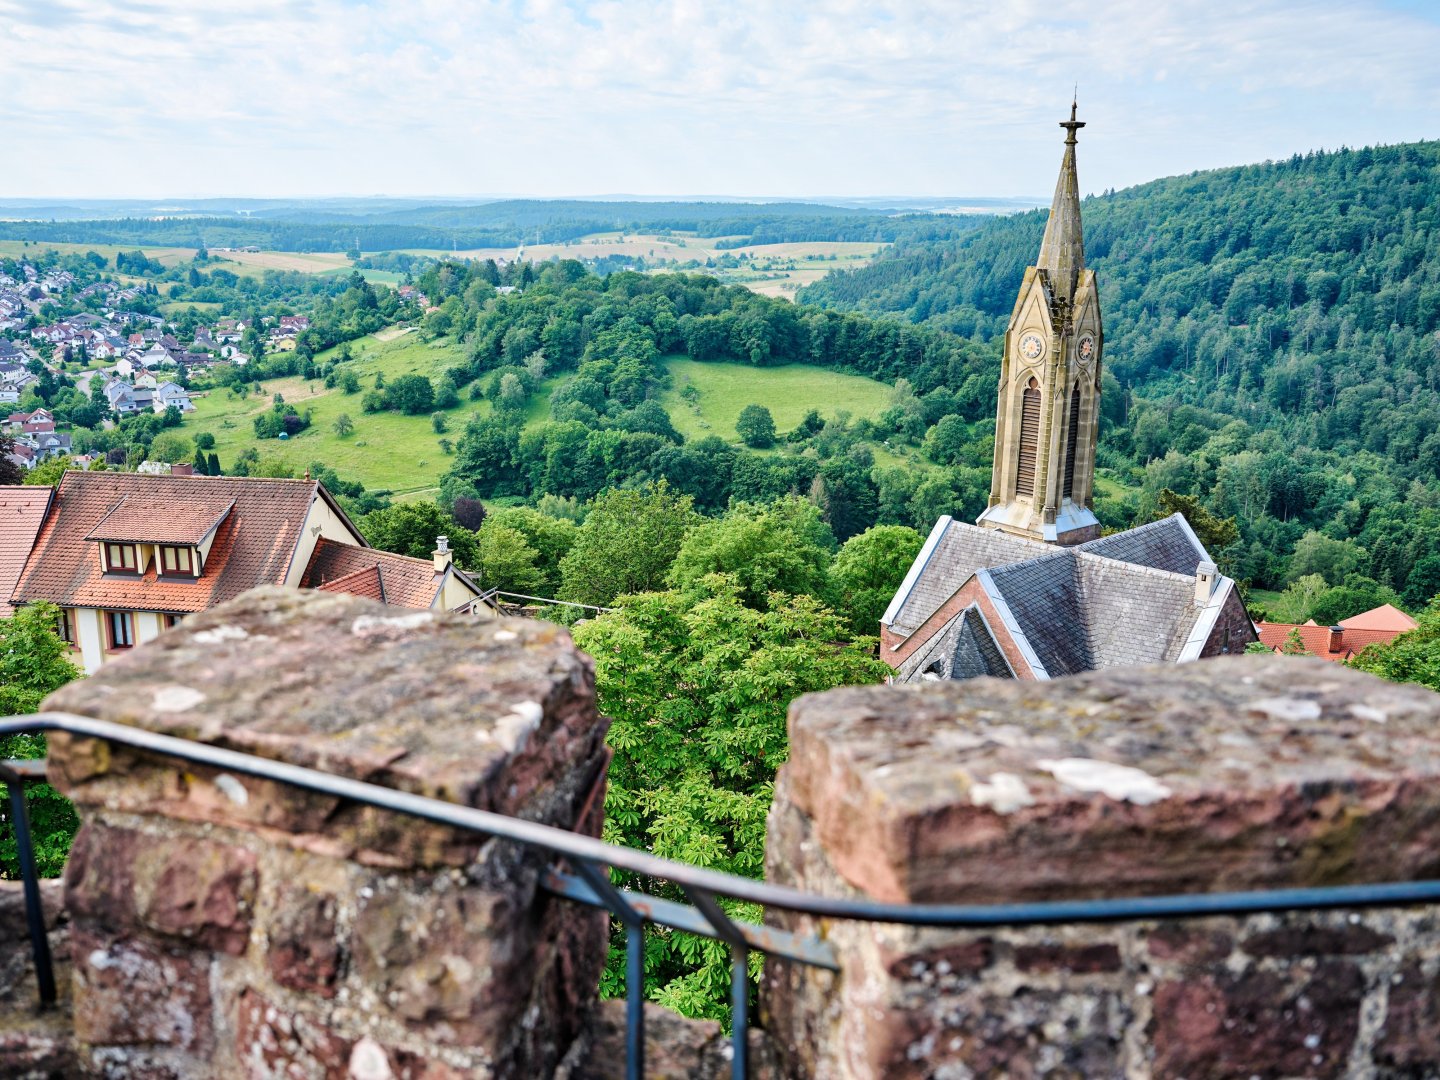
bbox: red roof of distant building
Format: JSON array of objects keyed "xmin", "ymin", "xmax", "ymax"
[
  {"xmin": 301, "ymin": 537, "xmax": 443, "ymax": 609},
  {"xmin": 85, "ymin": 493, "xmax": 234, "ymax": 545},
  {"xmin": 315, "ymin": 562, "xmax": 387, "ymax": 603},
  {"xmin": 1339, "ymin": 603, "xmax": 1418, "ymax": 634},
  {"xmin": 1255, "ymin": 621, "xmax": 1402, "ymax": 662},
  {"xmin": 11, "ymin": 472, "xmax": 329, "ymax": 614},
  {"xmin": 0, "ymin": 486, "xmax": 53, "ymax": 617}
]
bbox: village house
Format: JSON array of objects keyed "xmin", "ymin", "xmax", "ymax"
[
  {"xmin": 881, "ymin": 106, "xmax": 1256, "ymax": 683},
  {"xmin": 4, "ymin": 470, "xmax": 490, "ymax": 673},
  {"xmin": 1255, "ymin": 603, "xmax": 1418, "ymax": 662}
]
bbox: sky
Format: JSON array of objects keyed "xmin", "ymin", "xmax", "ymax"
[{"xmin": 2, "ymin": 0, "xmax": 1439, "ymax": 201}]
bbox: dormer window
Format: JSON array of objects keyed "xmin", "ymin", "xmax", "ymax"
[
  {"xmin": 85, "ymin": 493, "xmax": 234, "ymax": 583},
  {"xmin": 159, "ymin": 545, "xmax": 195, "ymax": 577},
  {"xmin": 103, "ymin": 542, "xmax": 138, "ymax": 573}
]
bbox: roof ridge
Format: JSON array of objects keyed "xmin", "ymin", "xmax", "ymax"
[{"xmin": 1073, "ymin": 548, "xmax": 1198, "ymax": 583}]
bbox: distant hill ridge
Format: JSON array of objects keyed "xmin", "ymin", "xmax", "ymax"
[{"xmin": 0, "ymin": 198, "xmax": 986, "ymax": 252}]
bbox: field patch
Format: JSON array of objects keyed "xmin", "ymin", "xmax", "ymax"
[
  {"xmin": 185, "ymin": 332, "xmax": 482, "ymax": 494},
  {"xmin": 399, "ymin": 233, "xmax": 887, "ymax": 300},
  {"xmin": 659, "ymin": 356, "xmax": 892, "ymax": 443}
]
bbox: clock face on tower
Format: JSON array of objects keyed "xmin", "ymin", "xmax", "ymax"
[
  {"xmin": 1077, "ymin": 334, "xmax": 1096, "ymax": 363},
  {"xmin": 1019, "ymin": 333, "xmax": 1045, "ymax": 360}
]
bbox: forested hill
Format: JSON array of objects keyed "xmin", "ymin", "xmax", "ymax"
[
  {"xmin": 0, "ymin": 201, "xmax": 981, "ymax": 253},
  {"xmin": 805, "ymin": 140, "xmax": 1440, "ymax": 611}
]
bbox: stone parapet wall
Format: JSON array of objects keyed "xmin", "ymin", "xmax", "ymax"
[
  {"xmin": 763, "ymin": 657, "xmax": 1440, "ymax": 1078},
  {"xmin": 39, "ymin": 588, "xmax": 611, "ymax": 1079}
]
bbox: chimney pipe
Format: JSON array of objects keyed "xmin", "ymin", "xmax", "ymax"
[
  {"xmin": 170, "ymin": 462, "xmax": 193, "ymax": 476},
  {"xmin": 1329, "ymin": 625, "xmax": 1344, "ymax": 654},
  {"xmin": 1194, "ymin": 560, "xmax": 1218, "ymax": 605},
  {"xmin": 433, "ymin": 535, "xmax": 451, "ymax": 574}
]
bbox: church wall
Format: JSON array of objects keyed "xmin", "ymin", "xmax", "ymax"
[
  {"xmin": 1199, "ymin": 586, "xmax": 1259, "ymax": 658},
  {"xmin": 882, "ymin": 577, "xmax": 1036, "ymax": 680}
]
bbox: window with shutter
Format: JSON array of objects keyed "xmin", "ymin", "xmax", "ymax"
[
  {"xmin": 1016, "ymin": 380, "xmax": 1041, "ymax": 498},
  {"xmin": 1063, "ymin": 383, "xmax": 1081, "ymax": 499}
]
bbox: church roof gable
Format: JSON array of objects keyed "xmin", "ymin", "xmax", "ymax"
[
  {"xmin": 883, "ymin": 517, "xmax": 1049, "ymax": 636},
  {"xmin": 985, "ymin": 549, "xmax": 1090, "ymax": 676}
]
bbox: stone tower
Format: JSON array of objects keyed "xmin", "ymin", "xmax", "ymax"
[{"xmin": 977, "ymin": 102, "xmax": 1102, "ymax": 545}]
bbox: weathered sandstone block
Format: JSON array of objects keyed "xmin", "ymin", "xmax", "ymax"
[
  {"xmin": 764, "ymin": 657, "xmax": 1440, "ymax": 1078},
  {"xmin": 43, "ymin": 586, "xmax": 610, "ymax": 1079}
]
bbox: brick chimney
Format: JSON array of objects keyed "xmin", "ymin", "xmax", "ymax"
[
  {"xmin": 170, "ymin": 462, "xmax": 194, "ymax": 476},
  {"xmin": 433, "ymin": 535, "xmax": 451, "ymax": 574},
  {"xmin": 1329, "ymin": 625, "xmax": 1345, "ymax": 653},
  {"xmin": 1194, "ymin": 560, "xmax": 1218, "ymax": 605}
]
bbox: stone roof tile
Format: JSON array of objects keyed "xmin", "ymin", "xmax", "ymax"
[{"xmin": 1078, "ymin": 514, "xmax": 1208, "ymax": 575}]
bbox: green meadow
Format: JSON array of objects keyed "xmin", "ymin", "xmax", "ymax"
[{"xmin": 181, "ymin": 333, "xmax": 905, "ymax": 497}]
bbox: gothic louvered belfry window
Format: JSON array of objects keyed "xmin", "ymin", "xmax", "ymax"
[
  {"xmin": 1063, "ymin": 383, "xmax": 1081, "ymax": 499},
  {"xmin": 1016, "ymin": 378, "xmax": 1041, "ymax": 498}
]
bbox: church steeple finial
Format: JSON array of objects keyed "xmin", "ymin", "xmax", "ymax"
[{"xmin": 1037, "ymin": 98, "xmax": 1086, "ymax": 303}]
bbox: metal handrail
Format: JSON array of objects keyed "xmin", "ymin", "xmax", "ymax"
[{"xmin": 9, "ymin": 711, "xmax": 1440, "ymax": 1079}]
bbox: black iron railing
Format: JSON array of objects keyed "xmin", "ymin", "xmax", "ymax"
[{"xmin": 9, "ymin": 711, "xmax": 1440, "ymax": 1079}]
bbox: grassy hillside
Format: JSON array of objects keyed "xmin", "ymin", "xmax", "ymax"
[
  {"xmin": 182, "ymin": 332, "xmax": 899, "ymax": 496},
  {"xmin": 185, "ymin": 331, "xmax": 480, "ymax": 495},
  {"xmin": 659, "ymin": 357, "xmax": 891, "ymax": 441}
]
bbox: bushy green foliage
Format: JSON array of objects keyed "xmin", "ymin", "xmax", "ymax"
[
  {"xmin": 0, "ymin": 603, "xmax": 82, "ymax": 879},
  {"xmin": 573, "ymin": 577, "xmax": 889, "ymax": 1020},
  {"xmin": 358, "ymin": 501, "xmax": 479, "ymax": 570},
  {"xmin": 1307, "ymin": 581, "xmax": 1403, "ymax": 627},
  {"xmin": 558, "ymin": 483, "xmax": 698, "ymax": 607},
  {"xmin": 667, "ymin": 497, "xmax": 835, "ymax": 610},
  {"xmin": 480, "ymin": 508, "xmax": 578, "ymax": 597},
  {"xmin": 831, "ymin": 524, "xmax": 926, "ymax": 635},
  {"xmin": 734, "ymin": 404, "xmax": 775, "ymax": 448}
]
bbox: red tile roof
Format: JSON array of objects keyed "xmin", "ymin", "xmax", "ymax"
[
  {"xmin": 301, "ymin": 538, "xmax": 442, "ymax": 610},
  {"xmin": 11, "ymin": 472, "xmax": 335, "ymax": 614},
  {"xmin": 1339, "ymin": 603, "xmax": 1418, "ymax": 634},
  {"xmin": 85, "ymin": 494, "xmax": 234, "ymax": 545},
  {"xmin": 316, "ymin": 563, "xmax": 387, "ymax": 603},
  {"xmin": 1255, "ymin": 622, "xmax": 1402, "ymax": 662},
  {"xmin": 0, "ymin": 486, "xmax": 53, "ymax": 617}
]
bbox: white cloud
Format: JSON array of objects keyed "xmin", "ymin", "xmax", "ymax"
[{"xmin": 1, "ymin": 0, "xmax": 1437, "ymax": 197}]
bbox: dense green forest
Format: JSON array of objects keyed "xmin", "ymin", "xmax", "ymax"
[
  {"xmin": 0, "ymin": 202, "xmax": 980, "ymax": 253},
  {"xmin": 804, "ymin": 140, "xmax": 1440, "ymax": 614},
  {"xmin": 419, "ymin": 261, "xmax": 1004, "ymax": 540}
]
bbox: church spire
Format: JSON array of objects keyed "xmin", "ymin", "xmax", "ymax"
[
  {"xmin": 1037, "ymin": 99, "xmax": 1086, "ymax": 305},
  {"xmin": 977, "ymin": 101, "xmax": 1103, "ymax": 547}
]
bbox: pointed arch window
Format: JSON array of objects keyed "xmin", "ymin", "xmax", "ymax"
[
  {"xmin": 1063, "ymin": 382, "xmax": 1082, "ymax": 499},
  {"xmin": 1015, "ymin": 377, "xmax": 1041, "ymax": 498}
]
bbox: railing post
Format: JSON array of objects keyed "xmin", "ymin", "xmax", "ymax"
[
  {"xmin": 574, "ymin": 859, "xmax": 646, "ymax": 1080},
  {"xmin": 3, "ymin": 771, "xmax": 56, "ymax": 1008},
  {"xmin": 683, "ymin": 885, "xmax": 750, "ymax": 1080}
]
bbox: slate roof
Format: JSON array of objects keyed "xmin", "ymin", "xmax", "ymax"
[
  {"xmin": 886, "ymin": 519, "xmax": 1048, "ymax": 635},
  {"xmin": 301, "ymin": 538, "xmax": 444, "ymax": 610},
  {"xmin": 0, "ymin": 486, "xmax": 52, "ymax": 617},
  {"xmin": 898, "ymin": 604, "xmax": 1015, "ymax": 682},
  {"xmin": 1077, "ymin": 515, "xmax": 1207, "ymax": 576},
  {"xmin": 85, "ymin": 493, "xmax": 233, "ymax": 545},
  {"xmin": 11, "ymin": 473, "xmax": 333, "ymax": 614},
  {"xmin": 889, "ymin": 513, "xmax": 1229, "ymax": 682}
]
